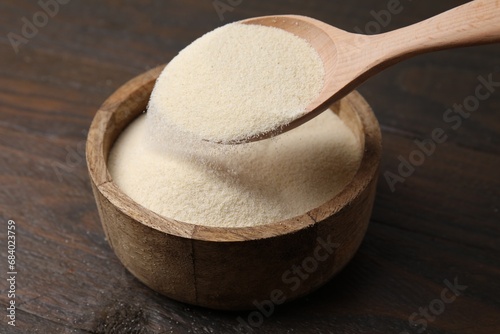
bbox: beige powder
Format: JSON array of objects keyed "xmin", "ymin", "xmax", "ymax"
[
  {"xmin": 109, "ymin": 22, "xmax": 361, "ymax": 228},
  {"xmin": 147, "ymin": 22, "xmax": 324, "ymax": 144},
  {"xmin": 109, "ymin": 109, "xmax": 362, "ymax": 228}
]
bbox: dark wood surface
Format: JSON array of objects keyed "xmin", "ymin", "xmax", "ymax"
[{"xmin": 0, "ymin": 0, "xmax": 499, "ymax": 333}]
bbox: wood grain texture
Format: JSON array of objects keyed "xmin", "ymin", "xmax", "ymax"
[{"xmin": 0, "ymin": 0, "xmax": 499, "ymax": 333}]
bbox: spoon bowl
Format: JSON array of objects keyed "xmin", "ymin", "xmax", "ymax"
[{"xmin": 236, "ymin": 0, "xmax": 500, "ymax": 142}]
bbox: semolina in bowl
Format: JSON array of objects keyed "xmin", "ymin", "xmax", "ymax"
[{"xmin": 86, "ymin": 65, "xmax": 381, "ymax": 310}]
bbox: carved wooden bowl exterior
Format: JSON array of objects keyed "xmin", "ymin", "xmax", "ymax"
[{"xmin": 86, "ymin": 65, "xmax": 381, "ymax": 310}]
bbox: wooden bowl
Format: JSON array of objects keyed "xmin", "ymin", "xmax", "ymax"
[{"xmin": 86, "ymin": 65, "xmax": 381, "ymax": 310}]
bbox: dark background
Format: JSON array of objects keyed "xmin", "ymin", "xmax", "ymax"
[{"xmin": 0, "ymin": 0, "xmax": 499, "ymax": 333}]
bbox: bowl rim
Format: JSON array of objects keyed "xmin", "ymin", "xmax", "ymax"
[{"xmin": 86, "ymin": 65, "xmax": 381, "ymax": 242}]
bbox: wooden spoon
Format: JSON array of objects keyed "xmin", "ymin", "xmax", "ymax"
[{"xmin": 234, "ymin": 0, "xmax": 500, "ymax": 143}]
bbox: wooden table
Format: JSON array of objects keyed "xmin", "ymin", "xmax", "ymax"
[{"xmin": 1, "ymin": 0, "xmax": 499, "ymax": 333}]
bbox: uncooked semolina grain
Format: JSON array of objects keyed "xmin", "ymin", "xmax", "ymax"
[
  {"xmin": 109, "ymin": 22, "xmax": 362, "ymax": 228},
  {"xmin": 147, "ymin": 22, "xmax": 325, "ymax": 144},
  {"xmin": 109, "ymin": 109, "xmax": 362, "ymax": 228}
]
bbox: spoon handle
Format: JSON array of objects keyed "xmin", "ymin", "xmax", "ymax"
[{"xmin": 371, "ymin": 0, "xmax": 500, "ymax": 64}]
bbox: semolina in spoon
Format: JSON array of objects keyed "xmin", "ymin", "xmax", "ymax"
[{"xmin": 227, "ymin": 0, "xmax": 500, "ymax": 143}]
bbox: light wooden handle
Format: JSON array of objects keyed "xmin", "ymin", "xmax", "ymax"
[{"xmin": 372, "ymin": 0, "xmax": 500, "ymax": 63}]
